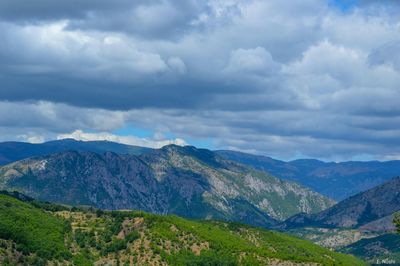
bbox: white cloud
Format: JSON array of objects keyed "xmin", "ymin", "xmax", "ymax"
[
  {"xmin": 0, "ymin": 21, "xmax": 169, "ymax": 81},
  {"xmin": 0, "ymin": 0, "xmax": 400, "ymax": 160},
  {"xmin": 16, "ymin": 134, "xmax": 46, "ymax": 144},
  {"xmin": 57, "ymin": 130, "xmax": 187, "ymax": 148},
  {"xmin": 224, "ymin": 47, "xmax": 280, "ymax": 75}
]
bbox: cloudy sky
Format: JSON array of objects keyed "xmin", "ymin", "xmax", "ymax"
[{"xmin": 1, "ymin": 0, "xmax": 399, "ymax": 161}]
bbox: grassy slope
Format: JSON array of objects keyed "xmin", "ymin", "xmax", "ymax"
[
  {"xmin": 0, "ymin": 195, "xmax": 70, "ymax": 262},
  {"xmin": 0, "ymin": 194, "xmax": 365, "ymax": 265}
]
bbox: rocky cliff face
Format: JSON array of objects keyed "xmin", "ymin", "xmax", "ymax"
[
  {"xmin": 279, "ymin": 176, "xmax": 400, "ymax": 229},
  {"xmin": 0, "ymin": 145, "xmax": 334, "ymax": 227}
]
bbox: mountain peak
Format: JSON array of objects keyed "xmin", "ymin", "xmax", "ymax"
[{"xmin": 280, "ymin": 176, "xmax": 400, "ymax": 229}]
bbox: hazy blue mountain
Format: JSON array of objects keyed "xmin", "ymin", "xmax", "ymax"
[
  {"xmin": 279, "ymin": 176, "xmax": 400, "ymax": 229},
  {"xmin": 216, "ymin": 150, "xmax": 400, "ymax": 200},
  {"xmin": 0, "ymin": 145, "xmax": 334, "ymax": 228},
  {"xmin": 0, "ymin": 139, "xmax": 152, "ymax": 165}
]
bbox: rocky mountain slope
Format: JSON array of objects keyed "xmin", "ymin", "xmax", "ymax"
[
  {"xmin": 0, "ymin": 145, "xmax": 334, "ymax": 228},
  {"xmin": 0, "ymin": 192, "xmax": 366, "ymax": 266},
  {"xmin": 0, "ymin": 138, "xmax": 151, "ymax": 166},
  {"xmin": 339, "ymin": 233, "xmax": 400, "ymax": 265},
  {"xmin": 2, "ymin": 139, "xmax": 399, "ymax": 201},
  {"xmin": 217, "ymin": 150, "xmax": 400, "ymax": 200},
  {"xmin": 279, "ymin": 176, "xmax": 400, "ymax": 229},
  {"xmin": 275, "ymin": 178, "xmax": 400, "ymax": 265}
]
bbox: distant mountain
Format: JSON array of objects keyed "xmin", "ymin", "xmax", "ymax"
[
  {"xmin": 216, "ymin": 150, "xmax": 400, "ymax": 200},
  {"xmin": 0, "ymin": 145, "xmax": 334, "ymax": 228},
  {"xmin": 0, "ymin": 193, "xmax": 364, "ymax": 266},
  {"xmin": 0, "ymin": 139, "xmax": 152, "ymax": 165},
  {"xmin": 279, "ymin": 177, "xmax": 400, "ymax": 229}
]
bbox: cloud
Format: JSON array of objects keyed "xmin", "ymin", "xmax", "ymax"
[
  {"xmin": 0, "ymin": 101, "xmax": 125, "ymax": 133},
  {"xmin": 57, "ymin": 130, "xmax": 187, "ymax": 148},
  {"xmin": 368, "ymin": 40, "xmax": 400, "ymax": 71},
  {"xmin": 17, "ymin": 134, "xmax": 46, "ymax": 144},
  {"xmin": 167, "ymin": 57, "xmax": 187, "ymax": 74},
  {"xmin": 1, "ymin": 99, "xmax": 400, "ymax": 161},
  {"xmin": 0, "ymin": 0, "xmax": 224, "ymax": 40},
  {"xmin": 224, "ymin": 47, "xmax": 280, "ymax": 76},
  {"xmin": 0, "ymin": 0, "xmax": 399, "ymax": 160}
]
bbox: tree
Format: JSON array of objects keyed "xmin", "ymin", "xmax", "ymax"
[{"xmin": 394, "ymin": 212, "xmax": 400, "ymax": 233}]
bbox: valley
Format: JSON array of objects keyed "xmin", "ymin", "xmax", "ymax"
[{"xmin": 0, "ymin": 140, "xmax": 399, "ymax": 265}]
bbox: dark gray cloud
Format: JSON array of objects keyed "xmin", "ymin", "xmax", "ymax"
[
  {"xmin": 0, "ymin": 0, "xmax": 127, "ymax": 21},
  {"xmin": 0, "ymin": 0, "xmax": 224, "ymax": 40},
  {"xmin": 0, "ymin": 0, "xmax": 399, "ymax": 161},
  {"xmin": 0, "ymin": 0, "xmax": 163, "ymax": 22}
]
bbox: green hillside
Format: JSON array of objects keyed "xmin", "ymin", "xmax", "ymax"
[{"xmin": 0, "ymin": 193, "xmax": 365, "ymax": 265}]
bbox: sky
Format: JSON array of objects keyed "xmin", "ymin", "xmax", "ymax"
[{"xmin": 0, "ymin": 0, "xmax": 399, "ymax": 161}]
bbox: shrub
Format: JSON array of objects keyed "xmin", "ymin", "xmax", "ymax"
[
  {"xmin": 105, "ymin": 238, "xmax": 127, "ymax": 253},
  {"xmin": 126, "ymin": 231, "xmax": 140, "ymax": 243},
  {"xmin": 394, "ymin": 212, "xmax": 400, "ymax": 233}
]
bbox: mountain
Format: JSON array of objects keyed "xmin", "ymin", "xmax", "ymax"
[
  {"xmin": 0, "ymin": 192, "xmax": 366, "ymax": 265},
  {"xmin": 279, "ymin": 176, "xmax": 400, "ymax": 229},
  {"xmin": 2, "ymin": 140, "xmax": 399, "ymax": 201},
  {"xmin": 217, "ymin": 150, "xmax": 400, "ymax": 200},
  {"xmin": 339, "ymin": 234, "xmax": 400, "ymax": 265},
  {"xmin": 0, "ymin": 138, "xmax": 151, "ymax": 165},
  {"xmin": 0, "ymin": 145, "xmax": 334, "ymax": 228}
]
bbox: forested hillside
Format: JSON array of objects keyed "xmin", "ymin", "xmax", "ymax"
[{"xmin": 0, "ymin": 192, "xmax": 364, "ymax": 265}]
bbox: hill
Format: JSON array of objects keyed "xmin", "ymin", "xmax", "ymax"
[
  {"xmin": 0, "ymin": 139, "xmax": 151, "ymax": 166},
  {"xmin": 276, "ymin": 178, "xmax": 400, "ymax": 264},
  {"xmin": 0, "ymin": 193, "xmax": 365, "ymax": 265},
  {"xmin": 217, "ymin": 150, "xmax": 400, "ymax": 200},
  {"xmin": 0, "ymin": 145, "xmax": 334, "ymax": 228},
  {"xmin": 339, "ymin": 234, "xmax": 400, "ymax": 265},
  {"xmin": 279, "ymin": 176, "xmax": 400, "ymax": 229}
]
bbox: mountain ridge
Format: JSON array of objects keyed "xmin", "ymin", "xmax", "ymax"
[
  {"xmin": 0, "ymin": 145, "xmax": 334, "ymax": 228},
  {"xmin": 278, "ymin": 176, "xmax": 400, "ymax": 230},
  {"xmin": 1, "ymin": 139, "xmax": 399, "ymax": 201},
  {"xmin": 0, "ymin": 138, "xmax": 152, "ymax": 166},
  {"xmin": 216, "ymin": 150, "xmax": 400, "ymax": 200}
]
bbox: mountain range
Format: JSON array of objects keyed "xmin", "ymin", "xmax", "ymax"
[
  {"xmin": 1, "ymin": 139, "xmax": 399, "ymax": 202},
  {"xmin": 217, "ymin": 150, "xmax": 400, "ymax": 200},
  {"xmin": 0, "ymin": 139, "xmax": 399, "ymax": 264},
  {"xmin": 277, "ymin": 176, "xmax": 400, "ymax": 265},
  {"xmin": 278, "ymin": 176, "xmax": 400, "ymax": 230},
  {"xmin": 0, "ymin": 144, "xmax": 334, "ymax": 228}
]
